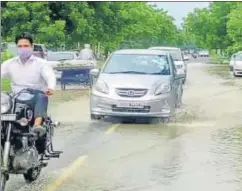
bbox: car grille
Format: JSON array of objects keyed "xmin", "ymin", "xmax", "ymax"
[
  {"xmin": 116, "ymin": 88, "xmax": 147, "ymax": 97},
  {"xmin": 112, "ymin": 105, "xmax": 150, "ymax": 113}
]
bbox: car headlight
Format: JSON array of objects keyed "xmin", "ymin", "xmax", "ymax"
[
  {"xmin": 154, "ymin": 84, "xmax": 171, "ymax": 95},
  {"xmin": 1, "ymin": 93, "xmax": 12, "ymax": 114},
  {"xmin": 94, "ymin": 80, "xmax": 109, "ymax": 94}
]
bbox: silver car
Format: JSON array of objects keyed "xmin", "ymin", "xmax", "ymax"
[{"xmin": 89, "ymin": 49, "xmax": 183, "ymax": 121}]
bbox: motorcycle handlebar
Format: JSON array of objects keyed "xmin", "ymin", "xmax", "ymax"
[{"xmin": 11, "ymin": 88, "xmax": 45, "ymax": 99}]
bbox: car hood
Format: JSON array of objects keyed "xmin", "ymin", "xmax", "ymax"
[{"xmin": 98, "ymin": 73, "xmax": 171, "ymax": 89}]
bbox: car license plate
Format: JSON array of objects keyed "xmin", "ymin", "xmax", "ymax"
[
  {"xmin": 1, "ymin": 114, "xmax": 17, "ymax": 121},
  {"xmin": 116, "ymin": 102, "xmax": 145, "ymax": 109}
]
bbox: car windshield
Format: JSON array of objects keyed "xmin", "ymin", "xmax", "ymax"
[
  {"xmin": 102, "ymin": 54, "xmax": 170, "ymax": 75},
  {"xmin": 235, "ymin": 54, "xmax": 242, "ymax": 61},
  {"xmin": 47, "ymin": 53, "xmax": 74, "ymax": 61}
]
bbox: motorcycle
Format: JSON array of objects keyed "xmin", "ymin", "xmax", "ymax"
[{"xmin": 1, "ymin": 88, "xmax": 63, "ymax": 191}]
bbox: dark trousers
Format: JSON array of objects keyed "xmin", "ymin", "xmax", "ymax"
[{"xmin": 33, "ymin": 92, "xmax": 48, "ymax": 118}]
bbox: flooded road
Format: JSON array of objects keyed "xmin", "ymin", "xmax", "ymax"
[{"xmin": 6, "ymin": 61, "xmax": 242, "ymax": 191}]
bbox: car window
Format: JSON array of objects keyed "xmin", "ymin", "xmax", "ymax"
[
  {"xmin": 103, "ymin": 54, "xmax": 170, "ymax": 75},
  {"xmin": 235, "ymin": 54, "xmax": 242, "ymax": 61},
  {"xmin": 34, "ymin": 45, "xmax": 43, "ymax": 51},
  {"xmin": 41, "ymin": 45, "xmax": 47, "ymax": 51},
  {"xmin": 151, "ymin": 48, "xmax": 182, "ymax": 61},
  {"xmin": 47, "ymin": 53, "xmax": 74, "ymax": 61}
]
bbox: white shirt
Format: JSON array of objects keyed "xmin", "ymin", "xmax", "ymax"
[
  {"xmin": 1, "ymin": 55, "xmax": 56, "ymax": 93},
  {"xmin": 79, "ymin": 48, "xmax": 95, "ymax": 60}
]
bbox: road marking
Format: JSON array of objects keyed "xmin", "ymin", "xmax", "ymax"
[
  {"xmin": 105, "ymin": 123, "xmax": 120, "ymax": 134},
  {"xmin": 46, "ymin": 155, "xmax": 88, "ymax": 191}
]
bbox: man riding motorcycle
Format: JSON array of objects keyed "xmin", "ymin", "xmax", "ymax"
[{"xmin": 1, "ymin": 32, "xmax": 56, "ymax": 137}]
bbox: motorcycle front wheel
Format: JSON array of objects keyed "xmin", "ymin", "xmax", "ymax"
[
  {"xmin": 1, "ymin": 173, "xmax": 8, "ymax": 191},
  {"xmin": 23, "ymin": 166, "xmax": 42, "ymax": 183},
  {"xmin": 1, "ymin": 147, "xmax": 9, "ymax": 191}
]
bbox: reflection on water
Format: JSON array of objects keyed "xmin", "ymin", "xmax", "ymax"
[
  {"xmin": 211, "ymin": 127, "xmax": 242, "ymax": 186},
  {"xmin": 152, "ymin": 138, "xmax": 184, "ymax": 186},
  {"xmin": 51, "ymin": 89, "xmax": 89, "ymax": 103}
]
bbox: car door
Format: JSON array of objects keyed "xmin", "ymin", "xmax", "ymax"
[{"xmin": 169, "ymin": 55, "xmax": 179, "ymax": 103}]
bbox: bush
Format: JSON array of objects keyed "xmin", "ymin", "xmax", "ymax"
[
  {"xmin": 209, "ymin": 51, "xmax": 229, "ymax": 64},
  {"xmin": 1, "ymin": 50, "xmax": 14, "ymax": 62},
  {"xmin": 1, "ymin": 50, "xmax": 13, "ymax": 91}
]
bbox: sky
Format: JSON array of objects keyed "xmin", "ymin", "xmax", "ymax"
[{"xmin": 154, "ymin": 2, "xmax": 210, "ymax": 27}]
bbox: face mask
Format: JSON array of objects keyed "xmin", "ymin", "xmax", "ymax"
[{"xmin": 17, "ymin": 48, "xmax": 33, "ymax": 59}]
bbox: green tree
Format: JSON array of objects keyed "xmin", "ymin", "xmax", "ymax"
[{"xmin": 2, "ymin": 2, "xmax": 183, "ymax": 52}]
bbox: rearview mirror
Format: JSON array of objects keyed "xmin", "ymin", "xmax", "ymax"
[{"xmin": 89, "ymin": 68, "xmax": 100, "ymax": 77}]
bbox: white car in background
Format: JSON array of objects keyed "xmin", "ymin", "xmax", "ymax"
[
  {"xmin": 149, "ymin": 46, "xmax": 188, "ymax": 84},
  {"xmin": 198, "ymin": 50, "xmax": 209, "ymax": 57},
  {"xmin": 230, "ymin": 52, "xmax": 242, "ymax": 77},
  {"xmin": 47, "ymin": 51, "xmax": 78, "ymax": 67}
]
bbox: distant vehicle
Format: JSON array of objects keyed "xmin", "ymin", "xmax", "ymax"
[
  {"xmin": 47, "ymin": 51, "xmax": 96, "ymax": 89},
  {"xmin": 46, "ymin": 51, "xmax": 78, "ymax": 67},
  {"xmin": 149, "ymin": 46, "xmax": 188, "ymax": 84},
  {"xmin": 183, "ymin": 54, "xmax": 190, "ymax": 61},
  {"xmin": 33, "ymin": 44, "xmax": 48, "ymax": 59},
  {"xmin": 1, "ymin": 42, "xmax": 18, "ymax": 57},
  {"xmin": 230, "ymin": 52, "xmax": 242, "ymax": 77},
  {"xmin": 198, "ymin": 50, "xmax": 209, "ymax": 57},
  {"xmin": 89, "ymin": 49, "xmax": 183, "ymax": 122}
]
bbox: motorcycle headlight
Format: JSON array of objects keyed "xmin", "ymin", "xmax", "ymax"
[
  {"xmin": 1, "ymin": 93, "xmax": 11, "ymax": 114},
  {"xmin": 154, "ymin": 84, "xmax": 171, "ymax": 95},
  {"xmin": 94, "ymin": 80, "xmax": 109, "ymax": 94}
]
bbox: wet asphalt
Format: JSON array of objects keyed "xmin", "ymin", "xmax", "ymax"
[{"xmin": 5, "ymin": 58, "xmax": 242, "ymax": 191}]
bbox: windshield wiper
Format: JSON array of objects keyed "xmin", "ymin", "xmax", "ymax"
[{"xmin": 58, "ymin": 59, "xmax": 69, "ymax": 62}]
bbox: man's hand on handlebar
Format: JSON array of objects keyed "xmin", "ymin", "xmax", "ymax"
[{"xmin": 45, "ymin": 88, "xmax": 54, "ymax": 96}]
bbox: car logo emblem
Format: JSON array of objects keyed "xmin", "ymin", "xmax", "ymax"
[{"xmin": 127, "ymin": 90, "xmax": 135, "ymax": 96}]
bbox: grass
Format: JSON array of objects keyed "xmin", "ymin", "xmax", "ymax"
[
  {"xmin": 1, "ymin": 79, "xmax": 11, "ymax": 92},
  {"xmin": 209, "ymin": 52, "xmax": 229, "ymax": 65}
]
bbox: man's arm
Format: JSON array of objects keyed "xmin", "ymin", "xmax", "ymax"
[
  {"xmin": 1, "ymin": 61, "xmax": 10, "ymax": 79},
  {"xmin": 41, "ymin": 63, "xmax": 57, "ymax": 91}
]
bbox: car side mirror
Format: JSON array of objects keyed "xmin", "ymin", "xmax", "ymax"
[
  {"xmin": 90, "ymin": 68, "xmax": 100, "ymax": 77},
  {"xmin": 174, "ymin": 71, "xmax": 183, "ymax": 80},
  {"xmin": 183, "ymin": 57, "xmax": 189, "ymax": 61}
]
